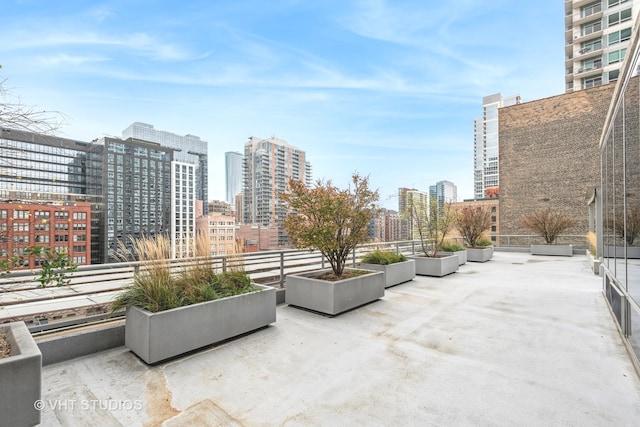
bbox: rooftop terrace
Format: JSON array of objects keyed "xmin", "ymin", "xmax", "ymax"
[{"xmin": 36, "ymin": 251, "xmax": 640, "ymax": 426}]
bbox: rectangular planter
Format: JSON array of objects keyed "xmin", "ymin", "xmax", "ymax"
[
  {"xmin": 125, "ymin": 284, "xmax": 276, "ymax": 364},
  {"xmin": 408, "ymin": 254, "xmax": 459, "ymax": 277},
  {"xmin": 285, "ymin": 268, "xmax": 385, "ymax": 316},
  {"xmin": 0, "ymin": 322, "xmax": 42, "ymax": 427},
  {"xmin": 586, "ymin": 251, "xmax": 601, "ymax": 275},
  {"xmin": 437, "ymin": 250, "xmax": 467, "ymax": 265},
  {"xmin": 466, "ymin": 247, "xmax": 493, "ymax": 263},
  {"xmin": 360, "ymin": 259, "xmax": 415, "ymax": 288},
  {"xmin": 603, "ymin": 245, "xmax": 640, "ymax": 259},
  {"xmin": 531, "ymin": 244, "xmax": 573, "ymax": 257}
]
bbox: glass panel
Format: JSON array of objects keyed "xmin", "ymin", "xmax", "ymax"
[
  {"xmin": 626, "ymin": 75, "xmax": 640, "ymax": 304},
  {"xmin": 614, "ymin": 99, "xmax": 626, "ymax": 284}
]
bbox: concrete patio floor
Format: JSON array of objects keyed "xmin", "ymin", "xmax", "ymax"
[{"xmin": 38, "ymin": 252, "xmax": 640, "ymax": 426}]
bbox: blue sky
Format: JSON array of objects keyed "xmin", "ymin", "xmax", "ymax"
[{"xmin": 1, "ymin": 0, "xmax": 564, "ymax": 209}]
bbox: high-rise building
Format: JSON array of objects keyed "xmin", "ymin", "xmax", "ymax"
[
  {"xmin": 473, "ymin": 93, "xmax": 521, "ymax": 200},
  {"xmin": 242, "ymin": 136, "xmax": 311, "ymax": 246},
  {"xmin": 397, "ymin": 187, "xmax": 429, "ymax": 240},
  {"xmin": 122, "ymin": 122, "xmax": 208, "ymax": 214},
  {"xmin": 429, "ymin": 180, "xmax": 457, "ymax": 210},
  {"xmin": 565, "ymin": 0, "xmax": 639, "ymax": 92},
  {"xmin": 98, "ymin": 137, "xmax": 173, "ymax": 262},
  {"xmin": 0, "ymin": 128, "xmax": 102, "ymax": 265},
  {"xmin": 122, "ymin": 122, "xmax": 208, "ymax": 258},
  {"xmin": 225, "ymin": 151, "xmax": 243, "ymax": 205}
]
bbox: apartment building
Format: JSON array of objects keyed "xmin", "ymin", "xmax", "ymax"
[
  {"xmin": 242, "ymin": 136, "xmax": 312, "ymax": 247},
  {"xmin": 565, "ymin": 0, "xmax": 639, "ymax": 92},
  {"xmin": 473, "ymin": 93, "xmax": 521, "ymax": 200},
  {"xmin": 196, "ymin": 214, "xmax": 237, "ymax": 257}
]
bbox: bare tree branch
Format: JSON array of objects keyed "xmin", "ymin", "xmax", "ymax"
[{"xmin": 0, "ymin": 78, "xmax": 66, "ymax": 135}]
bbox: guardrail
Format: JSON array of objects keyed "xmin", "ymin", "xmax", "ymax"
[{"xmin": 0, "ymin": 235, "xmax": 587, "ymax": 330}]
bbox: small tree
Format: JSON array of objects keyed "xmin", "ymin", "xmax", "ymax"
[
  {"xmin": 280, "ymin": 173, "xmax": 379, "ymax": 278},
  {"xmin": 521, "ymin": 208, "xmax": 575, "ymax": 245},
  {"xmin": 0, "ymin": 246, "xmax": 77, "ymax": 287},
  {"xmin": 457, "ymin": 206, "xmax": 492, "ymax": 248},
  {"xmin": 409, "ymin": 198, "xmax": 457, "ymax": 257}
]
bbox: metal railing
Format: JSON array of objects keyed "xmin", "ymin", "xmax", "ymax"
[{"xmin": 0, "ymin": 236, "xmax": 587, "ymax": 329}]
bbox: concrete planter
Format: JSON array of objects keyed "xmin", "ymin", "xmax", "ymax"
[
  {"xmin": 437, "ymin": 250, "xmax": 467, "ymax": 265},
  {"xmin": 586, "ymin": 251, "xmax": 601, "ymax": 275},
  {"xmin": 0, "ymin": 322, "xmax": 42, "ymax": 427},
  {"xmin": 360, "ymin": 259, "xmax": 415, "ymax": 288},
  {"xmin": 125, "ymin": 284, "xmax": 276, "ymax": 364},
  {"xmin": 408, "ymin": 254, "xmax": 459, "ymax": 277},
  {"xmin": 531, "ymin": 244, "xmax": 573, "ymax": 257},
  {"xmin": 466, "ymin": 247, "xmax": 493, "ymax": 263},
  {"xmin": 603, "ymin": 245, "xmax": 640, "ymax": 259},
  {"xmin": 285, "ymin": 268, "xmax": 385, "ymax": 316}
]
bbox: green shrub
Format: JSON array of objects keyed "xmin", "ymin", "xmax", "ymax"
[
  {"xmin": 111, "ymin": 235, "xmax": 258, "ymax": 313},
  {"xmin": 361, "ymin": 250, "xmax": 407, "ymax": 265},
  {"xmin": 439, "ymin": 242, "xmax": 465, "ymax": 252},
  {"xmin": 476, "ymin": 239, "xmax": 493, "ymax": 247}
]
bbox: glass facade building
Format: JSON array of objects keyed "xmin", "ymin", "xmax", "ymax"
[
  {"xmin": 0, "ymin": 128, "xmax": 103, "ymax": 263},
  {"xmin": 99, "ymin": 137, "xmax": 173, "ymax": 262},
  {"xmin": 599, "ymin": 12, "xmax": 640, "ymax": 371}
]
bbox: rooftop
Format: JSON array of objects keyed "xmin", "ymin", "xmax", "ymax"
[{"xmin": 38, "ymin": 251, "xmax": 640, "ymax": 426}]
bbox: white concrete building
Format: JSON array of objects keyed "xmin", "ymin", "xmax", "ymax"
[{"xmin": 565, "ymin": 0, "xmax": 639, "ymax": 92}]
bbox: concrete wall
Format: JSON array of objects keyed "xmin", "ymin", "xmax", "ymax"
[{"xmin": 499, "ymin": 83, "xmax": 614, "ymax": 248}]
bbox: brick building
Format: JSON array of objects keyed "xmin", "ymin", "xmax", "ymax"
[
  {"xmin": 0, "ymin": 199, "xmax": 92, "ymax": 268},
  {"xmin": 498, "ymin": 83, "xmax": 614, "ymax": 248}
]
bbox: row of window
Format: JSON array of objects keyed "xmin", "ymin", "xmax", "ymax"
[{"xmin": 581, "ymin": 7, "xmax": 631, "ymax": 36}]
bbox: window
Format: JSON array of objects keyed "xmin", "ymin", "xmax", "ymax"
[
  {"xmin": 73, "ymin": 256, "xmax": 86, "ymax": 264},
  {"xmin": 13, "ymin": 223, "xmax": 29, "ymax": 231},
  {"xmin": 13, "ymin": 210, "xmax": 29, "ymax": 219},
  {"xmin": 73, "ymin": 234, "xmax": 86, "ymax": 242},
  {"xmin": 608, "ymin": 0, "xmax": 630, "ymax": 7},
  {"xmin": 35, "ymin": 235, "xmax": 50, "ymax": 243},
  {"xmin": 583, "ymin": 75, "xmax": 603, "ymax": 88},
  {"xmin": 55, "ymin": 235, "xmax": 69, "ymax": 242},
  {"xmin": 35, "ymin": 211, "xmax": 50, "ymax": 219},
  {"xmin": 581, "ymin": 56, "xmax": 602, "ymax": 71},
  {"xmin": 13, "ymin": 235, "xmax": 29, "ymax": 244},
  {"xmin": 54, "ymin": 211, "xmax": 69, "ymax": 220},
  {"xmin": 73, "ymin": 223, "xmax": 87, "ymax": 231},
  {"xmin": 55, "ymin": 223, "xmax": 69, "ymax": 231},
  {"xmin": 609, "ymin": 69, "xmax": 620, "ymax": 82},
  {"xmin": 73, "ymin": 212, "xmax": 87, "ymax": 220},
  {"xmin": 0, "ymin": 210, "xmax": 6, "ymax": 219},
  {"xmin": 491, "ymin": 226, "xmax": 497, "ymax": 232},
  {"xmin": 608, "ymin": 8, "xmax": 632, "ymax": 26},
  {"xmin": 582, "ymin": 20, "xmax": 602, "ymax": 36},
  {"xmin": 581, "ymin": 2, "xmax": 601, "ymax": 18},
  {"xmin": 608, "ymin": 27, "xmax": 632, "ymax": 45},
  {"xmin": 581, "ymin": 38, "xmax": 602, "ymax": 54},
  {"xmin": 73, "ymin": 245, "xmax": 86, "ymax": 253},
  {"xmin": 608, "ymin": 48, "xmax": 627, "ymax": 64}
]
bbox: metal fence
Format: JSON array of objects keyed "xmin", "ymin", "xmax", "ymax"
[{"xmin": 0, "ymin": 236, "xmax": 587, "ymax": 329}]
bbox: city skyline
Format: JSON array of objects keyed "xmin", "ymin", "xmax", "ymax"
[{"xmin": 0, "ymin": 1, "xmax": 564, "ymax": 209}]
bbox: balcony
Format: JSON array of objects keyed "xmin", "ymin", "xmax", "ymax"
[{"xmin": 2, "ymin": 248, "xmax": 639, "ymax": 425}]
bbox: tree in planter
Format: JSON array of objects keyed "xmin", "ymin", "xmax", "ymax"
[
  {"xmin": 521, "ymin": 207, "xmax": 575, "ymax": 244},
  {"xmin": 280, "ymin": 173, "xmax": 379, "ymax": 279},
  {"xmin": 409, "ymin": 197, "xmax": 457, "ymax": 257},
  {"xmin": 456, "ymin": 206, "xmax": 492, "ymax": 248}
]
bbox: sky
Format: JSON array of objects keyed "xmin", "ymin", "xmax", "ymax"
[{"xmin": 0, "ymin": 0, "xmax": 565, "ymax": 209}]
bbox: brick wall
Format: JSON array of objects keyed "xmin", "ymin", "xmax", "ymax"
[{"xmin": 499, "ymin": 83, "xmax": 614, "ymax": 248}]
